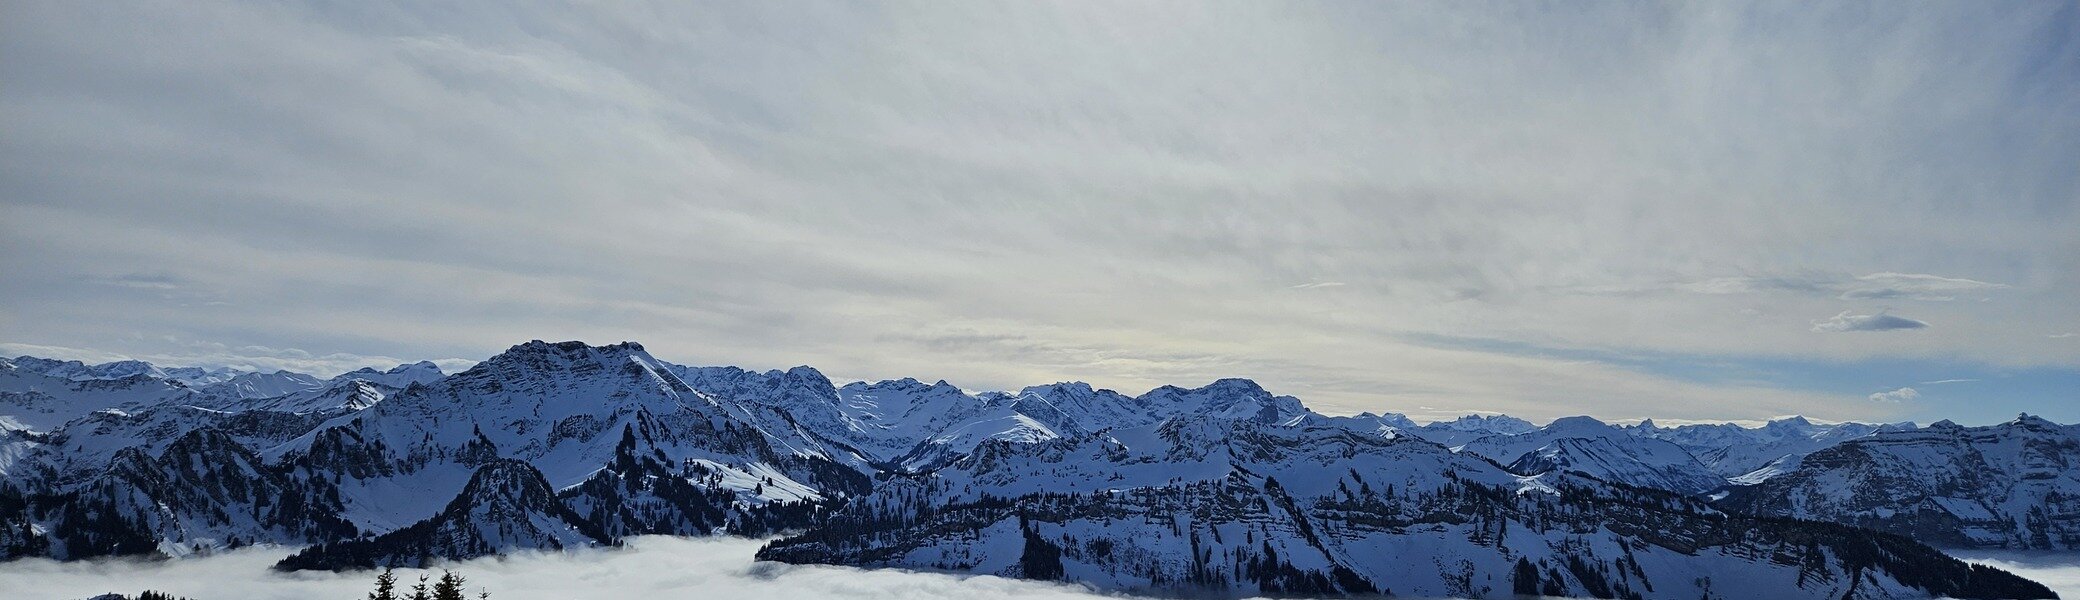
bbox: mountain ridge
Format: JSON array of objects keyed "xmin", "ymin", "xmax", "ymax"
[{"xmin": 0, "ymin": 340, "xmax": 2065, "ymax": 599}]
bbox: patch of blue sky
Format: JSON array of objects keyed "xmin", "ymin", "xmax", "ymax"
[{"xmin": 1404, "ymin": 333, "xmax": 2080, "ymax": 426}]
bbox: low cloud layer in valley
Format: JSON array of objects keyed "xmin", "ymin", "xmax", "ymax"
[
  {"xmin": 0, "ymin": 537, "xmax": 1119, "ymax": 600},
  {"xmin": 3, "ymin": 536, "xmax": 2072, "ymax": 600}
]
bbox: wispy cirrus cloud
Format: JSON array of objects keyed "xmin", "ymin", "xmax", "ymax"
[
  {"xmin": 1838, "ymin": 273, "xmax": 2009, "ymax": 301},
  {"xmin": 1289, "ymin": 282, "xmax": 1347, "ymax": 290},
  {"xmin": 1680, "ymin": 272, "xmax": 2007, "ymax": 302}
]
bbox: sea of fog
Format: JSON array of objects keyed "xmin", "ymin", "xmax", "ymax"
[
  {"xmin": 0, "ymin": 537, "xmax": 2073, "ymax": 600},
  {"xmin": 1951, "ymin": 551, "xmax": 2080, "ymax": 600},
  {"xmin": 0, "ymin": 537, "xmax": 1114, "ymax": 600}
]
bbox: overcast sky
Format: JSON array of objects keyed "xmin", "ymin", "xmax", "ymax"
[{"xmin": 2, "ymin": 2, "xmax": 2075, "ymax": 425}]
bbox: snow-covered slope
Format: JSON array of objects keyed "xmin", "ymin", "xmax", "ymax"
[
  {"xmin": 276, "ymin": 459, "xmax": 607, "ymax": 569},
  {"xmin": 197, "ymin": 370, "xmax": 326, "ymax": 400},
  {"xmin": 1291, "ymin": 411, "xmax": 1421, "ymax": 439},
  {"xmin": 1508, "ymin": 437, "xmax": 1728, "ymax": 495},
  {"xmin": 1457, "ymin": 416, "xmax": 1726, "ymax": 494},
  {"xmin": 0, "ymin": 341, "xmax": 2065, "ymax": 598},
  {"xmin": 1405, "ymin": 413, "xmax": 1537, "ymax": 446},
  {"xmin": 270, "ymin": 340, "xmax": 856, "ymax": 535},
  {"xmin": 39, "ymin": 427, "xmax": 356, "ymax": 559},
  {"xmin": 1634, "ymin": 416, "xmax": 1906, "ymax": 479},
  {"xmin": 215, "ymin": 361, "xmax": 441, "ymax": 416},
  {"xmin": 1717, "ymin": 414, "xmax": 2080, "ymax": 550},
  {"xmin": 235, "ymin": 379, "xmax": 387, "ymax": 415},
  {"xmin": 332, "ymin": 361, "xmax": 444, "ymax": 389},
  {"xmin": 760, "ymin": 416, "xmax": 2052, "ymax": 599},
  {"xmin": 0, "ymin": 363, "xmax": 204, "ymax": 432}
]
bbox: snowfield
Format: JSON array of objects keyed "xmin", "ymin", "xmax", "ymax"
[{"xmin": 0, "ymin": 341, "xmax": 2069, "ymax": 599}]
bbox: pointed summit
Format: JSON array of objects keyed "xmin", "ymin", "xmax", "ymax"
[{"xmin": 275, "ymin": 459, "xmax": 608, "ymax": 570}]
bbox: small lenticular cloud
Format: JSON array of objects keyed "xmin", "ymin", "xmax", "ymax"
[
  {"xmin": 1869, "ymin": 387, "xmax": 1919, "ymax": 403},
  {"xmin": 1811, "ymin": 310, "xmax": 1929, "ymax": 332}
]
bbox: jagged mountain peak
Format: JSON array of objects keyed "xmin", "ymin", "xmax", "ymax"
[
  {"xmin": 1139, "ymin": 378, "xmax": 1304, "ymax": 424},
  {"xmin": 1509, "ymin": 436, "xmax": 1727, "ymax": 495},
  {"xmin": 7, "ymin": 356, "xmax": 178, "ymax": 382},
  {"xmin": 274, "ymin": 458, "xmax": 609, "ymax": 570},
  {"xmin": 1150, "ymin": 377, "xmax": 1267, "ymax": 396},
  {"xmin": 485, "ymin": 339, "xmax": 652, "ymax": 366},
  {"xmin": 848, "ymin": 377, "xmax": 962, "ymax": 394},
  {"xmin": 454, "ymin": 340, "xmax": 688, "ymax": 398},
  {"xmin": 666, "ymin": 363, "xmax": 836, "ymax": 407},
  {"xmin": 1429, "ymin": 413, "xmax": 1537, "ymax": 434},
  {"xmin": 337, "ymin": 361, "xmax": 444, "ymax": 386},
  {"xmin": 1020, "ymin": 381, "xmax": 1097, "ymax": 396},
  {"xmin": 1718, "ymin": 414, "xmax": 2080, "ymax": 550},
  {"xmin": 2008, "ymin": 412, "xmax": 2059, "ymax": 429},
  {"xmin": 1767, "ymin": 414, "xmax": 1815, "ymax": 428},
  {"xmin": 201, "ymin": 370, "xmax": 326, "ymax": 400}
]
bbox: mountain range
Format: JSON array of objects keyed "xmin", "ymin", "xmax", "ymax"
[{"xmin": 0, "ymin": 340, "xmax": 2070, "ymax": 599}]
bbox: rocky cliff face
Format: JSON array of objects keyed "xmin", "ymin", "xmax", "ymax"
[
  {"xmin": 276, "ymin": 459, "xmax": 608, "ymax": 570},
  {"xmin": 1717, "ymin": 414, "xmax": 2080, "ymax": 550},
  {"xmin": 760, "ymin": 417, "xmax": 2051, "ymax": 600}
]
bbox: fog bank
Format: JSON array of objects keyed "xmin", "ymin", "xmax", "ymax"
[
  {"xmin": 3, "ymin": 537, "xmax": 2068, "ymax": 600},
  {"xmin": 0, "ymin": 537, "xmax": 1118, "ymax": 600},
  {"xmin": 1951, "ymin": 551, "xmax": 2080, "ymax": 600}
]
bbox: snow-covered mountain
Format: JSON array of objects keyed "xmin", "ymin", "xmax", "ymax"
[
  {"xmin": 759, "ymin": 415, "xmax": 2049, "ymax": 599},
  {"xmin": 1457, "ymin": 416, "xmax": 1728, "ymax": 495},
  {"xmin": 1632, "ymin": 416, "xmax": 1909, "ymax": 479},
  {"xmin": 276, "ymin": 459, "xmax": 608, "ymax": 570},
  {"xmin": 264, "ymin": 340, "xmax": 858, "ymax": 535},
  {"xmin": 1717, "ymin": 414, "xmax": 2080, "ymax": 550},
  {"xmin": 0, "ymin": 360, "xmax": 205, "ymax": 432},
  {"xmin": 332, "ymin": 361, "xmax": 444, "ymax": 390},
  {"xmin": 1403, "ymin": 413, "xmax": 1537, "ymax": 446},
  {"xmin": 197, "ymin": 370, "xmax": 326, "ymax": 400},
  {"xmin": 0, "ymin": 341, "xmax": 2063, "ymax": 599}
]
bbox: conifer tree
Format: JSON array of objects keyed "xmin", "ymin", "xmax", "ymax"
[
  {"xmin": 433, "ymin": 570, "xmax": 467, "ymax": 600},
  {"xmin": 409, "ymin": 574, "xmax": 431, "ymax": 600},
  {"xmin": 367, "ymin": 568, "xmax": 398, "ymax": 600}
]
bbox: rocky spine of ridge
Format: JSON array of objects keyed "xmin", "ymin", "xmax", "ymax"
[
  {"xmin": 275, "ymin": 459, "xmax": 609, "ymax": 570},
  {"xmin": 37, "ymin": 427, "xmax": 355, "ymax": 559},
  {"xmin": 760, "ymin": 416, "xmax": 2055, "ymax": 600},
  {"xmin": 1716, "ymin": 414, "xmax": 2080, "ymax": 550}
]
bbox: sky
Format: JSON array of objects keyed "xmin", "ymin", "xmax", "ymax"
[{"xmin": 1, "ymin": 2, "xmax": 2075, "ymax": 426}]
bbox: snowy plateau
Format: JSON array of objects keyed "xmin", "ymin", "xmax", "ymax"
[{"xmin": 0, "ymin": 340, "xmax": 2072, "ymax": 599}]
